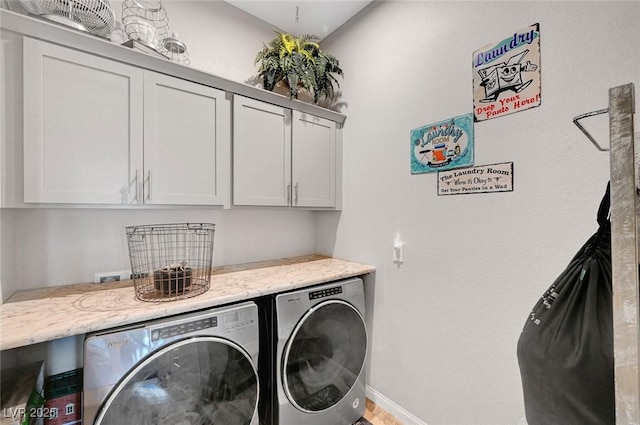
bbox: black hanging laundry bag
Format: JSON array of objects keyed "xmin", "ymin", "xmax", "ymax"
[{"xmin": 517, "ymin": 184, "xmax": 614, "ymax": 425}]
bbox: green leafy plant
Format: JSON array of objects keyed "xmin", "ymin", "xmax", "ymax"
[{"xmin": 255, "ymin": 31, "xmax": 343, "ymax": 104}]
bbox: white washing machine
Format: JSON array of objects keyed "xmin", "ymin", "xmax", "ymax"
[
  {"xmin": 83, "ymin": 301, "xmax": 259, "ymax": 425},
  {"xmin": 275, "ymin": 278, "xmax": 367, "ymax": 425}
]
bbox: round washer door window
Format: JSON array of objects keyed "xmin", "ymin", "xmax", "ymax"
[
  {"xmin": 95, "ymin": 336, "xmax": 258, "ymax": 425},
  {"xmin": 283, "ymin": 300, "xmax": 367, "ymax": 412}
]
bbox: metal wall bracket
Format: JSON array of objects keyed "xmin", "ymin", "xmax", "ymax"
[{"xmin": 573, "ymin": 108, "xmax": 610, "ymax": 151}]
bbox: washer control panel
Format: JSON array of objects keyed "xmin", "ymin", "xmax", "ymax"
[
  {"xmin": 309, "ymin": 285, "xmax": 343, "ymax": 300},
  {"xmin": 224, "ymin": 309, "xmax": 255, "ymax": 332},
  {"xmin": 151, "ymin": 316, "xmax": 218, "ymax": 341}
]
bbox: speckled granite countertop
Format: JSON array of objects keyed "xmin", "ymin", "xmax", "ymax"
[{"xmin": 0, "ymin": 255, "xmax": 375, "ymax": 350}]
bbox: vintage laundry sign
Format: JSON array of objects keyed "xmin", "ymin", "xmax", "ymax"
[
  {"xmin": 437, "ymin": 162, "xmax": 513, "ymax": 195},
  {"xmin": 473, "ymin": 23, "xmax": 541, "ymax": 121},
  {"xmin": 410, "ymin": 113, "xmax": 474, "ymax": 174}
]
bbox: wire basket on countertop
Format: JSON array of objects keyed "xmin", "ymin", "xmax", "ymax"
[{"xmin": 126, "ymin": 223, "xmax": 215, "ymax": 302}]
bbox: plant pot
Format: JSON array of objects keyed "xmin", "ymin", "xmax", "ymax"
[{"xmin": 273, "ymin": 81, "xmax": 315, "ymax": 104}]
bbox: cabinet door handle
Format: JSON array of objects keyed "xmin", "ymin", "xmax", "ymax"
[
  {"xmin": 146, "ymin": 170, "xmax": 151, "ymax": 201},
  {"xmin": 287, "ymin": 183, "xmax": 291, "ymax": 205},
  {"xmin": 135, "ymin": 170, "xmax": 140, "ymax": 202},
  {"xmin": 294, "ymin": 182, "xmax": 299, "ymax": 205}
]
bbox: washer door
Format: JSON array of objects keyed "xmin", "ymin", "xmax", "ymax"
[
  {"xmin": 282, "ymin": 300, "xmax": 367, "ymax": 412},
  {"xmin": 94, "ymin": 336, "xmax": 258, "ymax": 425}
]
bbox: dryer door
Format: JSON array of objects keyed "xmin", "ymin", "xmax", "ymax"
[
  {"xmin": 93, "ymin": 336, "xmax": 258, "ymax": 425},
  {"xmin": 282, "ymin": 300, "xmax": 367, "ymax": 412}
]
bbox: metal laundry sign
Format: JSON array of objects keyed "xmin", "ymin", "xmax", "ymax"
[
  {"xmin": 437, "ymin": 162, "xmax": 513, "ymax": 195},
  {"xmin": 410, "ymin": 113, "xmax": 475, "ymax": 174},
  {"xmin": 473, "ymin": 23, "xmax": 541, "ymax": 121}
]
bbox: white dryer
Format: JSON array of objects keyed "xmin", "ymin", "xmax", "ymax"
[
  {"xmin": 275, "ymin": 278, "xmax": 367, "ymax": 425},
  {"xmin": 83, "ymin": 301, "xmax": 259, "ymax": 425}
]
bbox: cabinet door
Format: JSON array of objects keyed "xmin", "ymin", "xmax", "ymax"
[
  {"xmin": 144, "ymin": 72, "xmax": 230, "ymax": 206},
  {"xmin": 233, "ymin": 95, "xmax": 291, "ymax": 206},
  {"xmin": 23, "ymin": 38, "xmax": 143, "ymax": 204},
  {"xmin": 291, "ymin": 111, "xmax": 336, "ymax": 208}
]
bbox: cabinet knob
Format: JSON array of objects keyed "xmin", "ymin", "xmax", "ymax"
[{"xmin": 294, "ymin": 182, "xmax": 299, "ymax": 205}]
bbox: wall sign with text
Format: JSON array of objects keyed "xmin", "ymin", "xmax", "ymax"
[
  {"xmin": 473, "ymin": 23, "xmax": 541, "ymax": 122},
  {"xmin": 437, "ymin": 162, "xmax": 514, "ymax": 195},
  {"xmin": 410, "ymin": 113, "xmax": 474, "ymax": 174}
]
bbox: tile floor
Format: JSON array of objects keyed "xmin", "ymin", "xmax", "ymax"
[{"xmin": 361, "ymin": 399, "xmax": 403, "ymax": 425}]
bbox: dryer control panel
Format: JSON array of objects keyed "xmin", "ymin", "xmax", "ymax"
[{"xmin": 309, "ymin": 286, "xmax": 343, "ymax": 300}]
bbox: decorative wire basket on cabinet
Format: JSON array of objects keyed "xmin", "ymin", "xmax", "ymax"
[
  {"xmin": 126, "ymin": 223, "xmax": 215, "ymax": 302},
  {"xmin": 158, "ymin": 32, "xmax": 190, "ymax": 65},
  {"xmin": 16, "ymin": 0, "xmax": 116, "ymax": 37},
  {"xmin": 121, "ymin": 0, "xmax": 169, "ymax": 50}
]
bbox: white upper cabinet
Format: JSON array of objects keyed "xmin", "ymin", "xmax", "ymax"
[
  {"xmin": 144, "ymin": 72, "xmax": 229, "ymax": 206},
  {"xmin": 3, "ymin": 10, "xmax": 346, "ymax": 209},
  {"xmin": 291, "ymin": 111, "xmax": 336, "ymax": 208},
  {"xmin": 233, "ymin": 95, "xmax": 292, "ymax": 207},
  {"xmin": 23, "ymin": 37, "xmax": 144, "ymax": 204},
  {"xmin": 233, "ymin": 95, "xmax": 340, "ymax": 209},
  {"xmin": 22, "ymin": 38, "xmax": 230, "ymax": 207}
]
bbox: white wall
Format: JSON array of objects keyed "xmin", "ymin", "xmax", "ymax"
[
  {"xmin": 12, "ymin": 208, "xmax": 316, "ymax": 289},
  {"xmin": 0, "ymin": 210, "xmax": 16, "ymax": 301},
  {"xmin": 317, "ymin": 2, "xmax": 640, "ymax": 424},
  {"xmin": 113, "ymin": 0, "xmax": 276, "ymax": 82}
]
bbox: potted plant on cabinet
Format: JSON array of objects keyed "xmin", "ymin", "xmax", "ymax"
[{"xmin": 254, "ymin": 31, "xmax": 343, "ymax": 104}]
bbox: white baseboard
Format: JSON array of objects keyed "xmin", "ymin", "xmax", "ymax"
[{"xmin": 366, "ymin": 386, "xmax": 428, "ymax": 425}]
